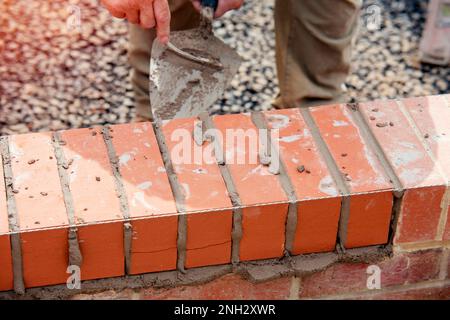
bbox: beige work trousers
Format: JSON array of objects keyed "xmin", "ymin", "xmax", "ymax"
[{"xmin": 129, "ymin": 0, "xmax": 362, "ymax": 119}]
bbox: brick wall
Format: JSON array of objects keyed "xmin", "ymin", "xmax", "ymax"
[{"xmin": 0, "ymin": 95, "xmax": 449, "ymax": 299}]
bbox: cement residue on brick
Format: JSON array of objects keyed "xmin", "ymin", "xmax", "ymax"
[
  {"xmin": 151, "ymin": 120, "xmax": 188, "ymax": 272},
  {"xmin": 0, "ymin": 136, "xmax": 25, "ymax": 295},
  {"xmin": 200, "ymin": 113, "xmax": 243, "ymax": 264},
  {"xmin": 250, "ymin": 111, "xmax": 298, "ymax": 255},
  {"xmin": 101, "ymin": 126, "xmax": 134, "ymax": 273},
  {"xmin": 299, "ymin": 108, "xmax": 352, "ymax": 249}
]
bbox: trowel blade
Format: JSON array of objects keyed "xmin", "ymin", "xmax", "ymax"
[{"xmin": 150, "ymin": 27, "xmax": 241, "ymax": 120}]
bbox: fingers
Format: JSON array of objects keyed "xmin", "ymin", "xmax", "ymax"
[
  {"xmin": 153, "ymin": 0, "xmax": 171, "ymax": 44},
  {"xmin": 126, "ymin": 9, "xmax": 140, "ymax": 24},
  {"xmin": 215, "ymin": 0, "xmax": 244, "ymax": 18},
  {"xmin": 101, "ymin": 0, "xmax": 171, "ymax": 41},
  {"xmin": 139, "ymin": 2, "xmax": 156, "ymax": 28},
  {"xmin": 190, "ymin": 0, "xmax": 201, "ymax": 12},
  {"xmin": 101, "ymin": 0, "xmax": 126, "ymax": 19}
]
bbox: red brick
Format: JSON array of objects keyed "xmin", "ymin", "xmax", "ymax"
[
  {"xmin": 0, "ymin": 156, "xmax": 13, "ymax": 292},
  {"xmin": 402, "ymin": 96, "xmax": 450, "ymax": 241},
  {"xmin": 143, "ymin": 273, "xmax": 292, "ymax": 300},
  {"xmin": 380, "ymin": 249, "xmax": 441, "ymax": 286},
  {"xmin": 9, "ymin": 133, "xmax": 69, "ymax": 288},
  {"xmin": 310, "ymin": 104, "xmax": 393, "ymax": 248},
  {"xmin": 299, "ymin": 249, "xmax": 442, "ymax": 298},
  {"xmin": 20, "ymin": 229, "xmax": 68, "ymax": 288},
  {"xmin": 264, "ymin": 109, "xmax": 341, "ymax": 254},
  {"xmin": 398, "ymin": 186, "xmax": 446, "ymax": 242},
  {"xmin": 367, "ymin": 285, "xmax": 450, "ymax": 300},
  {"xmin": 59, "ymin": 127, "xmax": 124, "ymax": 281},
  {"xmin": 378, "ymin": 255, "xmax": 409, "ymax": 287},
  {"xmin": 212, "ymin": 113, "xmax": 289, "ymax": 261},
  {"xmin": 0, "ymin": 236, "xmax": 12, "ymax": 292},
  {"xmin": 359, "ymin": 100, "xmax": 447, "ymax": 243},
  {"xmin": 446, "ymin": 250, "xmax": 450, "ymax": 280},
  {"xmin": 185, "ymin": 210, "xmax": 232, "ymax": 268},
  {"xmin": 403, "ymin": 95, "xmax": 450, "ymax": 178},
  {"xmin": 162, "ymin": 118, "xmax": 233, "ymax": 269},
  {"xmin": 405, "ymin": 249, "xmax": 441, "ymax": 283},
  {"xmin": 109, "ymin": 122, "xmax": 178, "ymax": 274},
  {"xmin": 446, "ymin": 206, "xmax": 450, "ymax": 241},
  {"xmin": 299, "ymin": 262, "xmax": 368, "ymax": 298}
]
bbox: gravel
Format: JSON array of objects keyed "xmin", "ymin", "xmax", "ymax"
[{"xmin": 0, "ymin": 0, "xmax": 449, "ymax": 135}]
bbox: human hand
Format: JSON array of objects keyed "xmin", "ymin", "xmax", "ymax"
[
  {"xmin": 190, "ymin": 0, "xmax": 244, "ymax": 18},
  {"xmin": 101, "ymin": 0, "xmax": 171, "ymax": 44}
]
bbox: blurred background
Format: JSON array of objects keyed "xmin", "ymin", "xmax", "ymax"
[{"xmin": 0, "ymin": 0, "xmax": 449, "ymax": 135}]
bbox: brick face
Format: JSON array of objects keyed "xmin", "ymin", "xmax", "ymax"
[
  {"xmin": 402, "ymin": 96, "xmax": 450, "ymax": 179},
  {"xmin": 21, "ymin": 228, "xmax": 68, "ymax": 288},
  {"xmin": 310, "ymin": 104, "xmax": 393, "ymax": 248},
  {"xmin": 162, "ymin": 118, "xmax": 234, "ymax": 269},
  {"xmin": 299, "ymin": 262, "xmax": 369, "ymax": 298},
  {"xmin": 109, "ymin": 122, "xmax": 178, "ymax": 274},
  {"xmin": 401, "ymin": 96, "xmax": 450, "ymax": 242},
  {"xmin": 397, "ymin": 186, "xmax": 446, "ymax": 243},
  {"xmin": 143, "ymin": 274, "xmax": 293, "ymax": 300},
  {"xmin": 359, "ymin": 100, "xmax": 447, "ymax": 244},
  {"xmin": 264, "ymin": 109, "xmax": 341, "ymax": 254},
  {"xmin": 0, "ymin": 235, "xmax": 12, "ymax": 291},
  {"xmin": 186, "ymin": 210, "xmax": 233, "ymax": 268},
  {"xmin": 293, "ymin": 198, "xmax": 341, "ymax": 254},
  {"xmin": 9, "ymin": 133, "xmax": 69, "ymax": 288},
  {"xmin": 445, "ymin": 206, "xmax": 450, "ymax": 241},
  {"xmin": 213, "ymin": 114, "xmax": 289, "ymax": 261},
  {"xmin": 129, "ymin": 218, "xmax": 177, "ymax": 274},
  {"xmin": 446, "ymin": 250, "xmax": 450, "ymax": 280},
  {"xmin": 0, "ymin": 156, "xmax": 13, "ymax": 291},
  {"xmin": 59, "ymin": 127, "xmax": 125, "ymax": 281}
]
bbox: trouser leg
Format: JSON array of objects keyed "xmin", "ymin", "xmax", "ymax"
[
  {"xmin": 128, "ymin": 0, "xmax": 201, "ymax": 120},
  {"xmin": 274, "ymin": 0, "xmax": 362, "ymax": 108}
]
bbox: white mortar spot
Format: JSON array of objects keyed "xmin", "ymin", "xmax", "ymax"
[
  {"xmin": 137, "ymin": 181, "xmax": 152, "ymax": 190},
  {"xmin": 393, "ymin": 149, "xmax": 423, "ymax": 166},
  {"xmin": 400, "ymin": 168, "xmax": 426, "ymax": 186},
  {"xmin": 119, "ymin": 153, "xmax": 132, "ymax": 166},
  {"xmin": 279, "ymin": 135, "xmax": 302, "ymax": 143},
  {"xmin": 14, "ymin": 172, "xmax": 31, "ymax": 188},
  {"xmin": 398, "ymin": 141, "xmax": 416, "ymax": 149},
  {"xmin": 133, "ymin": 128, "xmax": 143, "ymax": 134},
  {"xmin": 210, "ymin": 190, "xmax": 219, "ymax": 197},
  {"xmin": 332, "ymin": 120, "xmax": 349, "ymax": 127},
  {"xmin": 68, "ymin": 155, "xmax": 81, "ymax": 183},
  {"xmin": 9, "ymin": 142, "xmax": 24, "ymax": 158},
  {"xmin": 131, "ymin": 192, "xmax": 156, "ymax": 210},
  {"xmin": 181, "ymin": 183, "xmax": 191, "ymax": 199},
  {"xmin": 193, "ymin": 168, "xmax": 208, "ymax": 174},
  {"xmin": 319, "ymin": 176, "xmax": 339, "ymax": 196},
  {"xmin": 242, "ymin": 164, "xmax": 272, "ymax": 181},
  {"xmin": 268, "ymin": 114, "xmax": 290, "ymax": 129}
]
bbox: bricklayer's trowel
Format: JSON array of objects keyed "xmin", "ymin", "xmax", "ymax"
[
  {"xmin": 420, "ymin": 0, "xmax": 450, "ymax": 65},
  {"xmin": 149, "ymin": 0, "xmax": 242, "ymax": 120}
]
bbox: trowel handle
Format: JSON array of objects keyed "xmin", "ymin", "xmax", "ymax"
[{"xmin": 201, "ymin": 0, "xmax": 218, "ymax": 11}]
